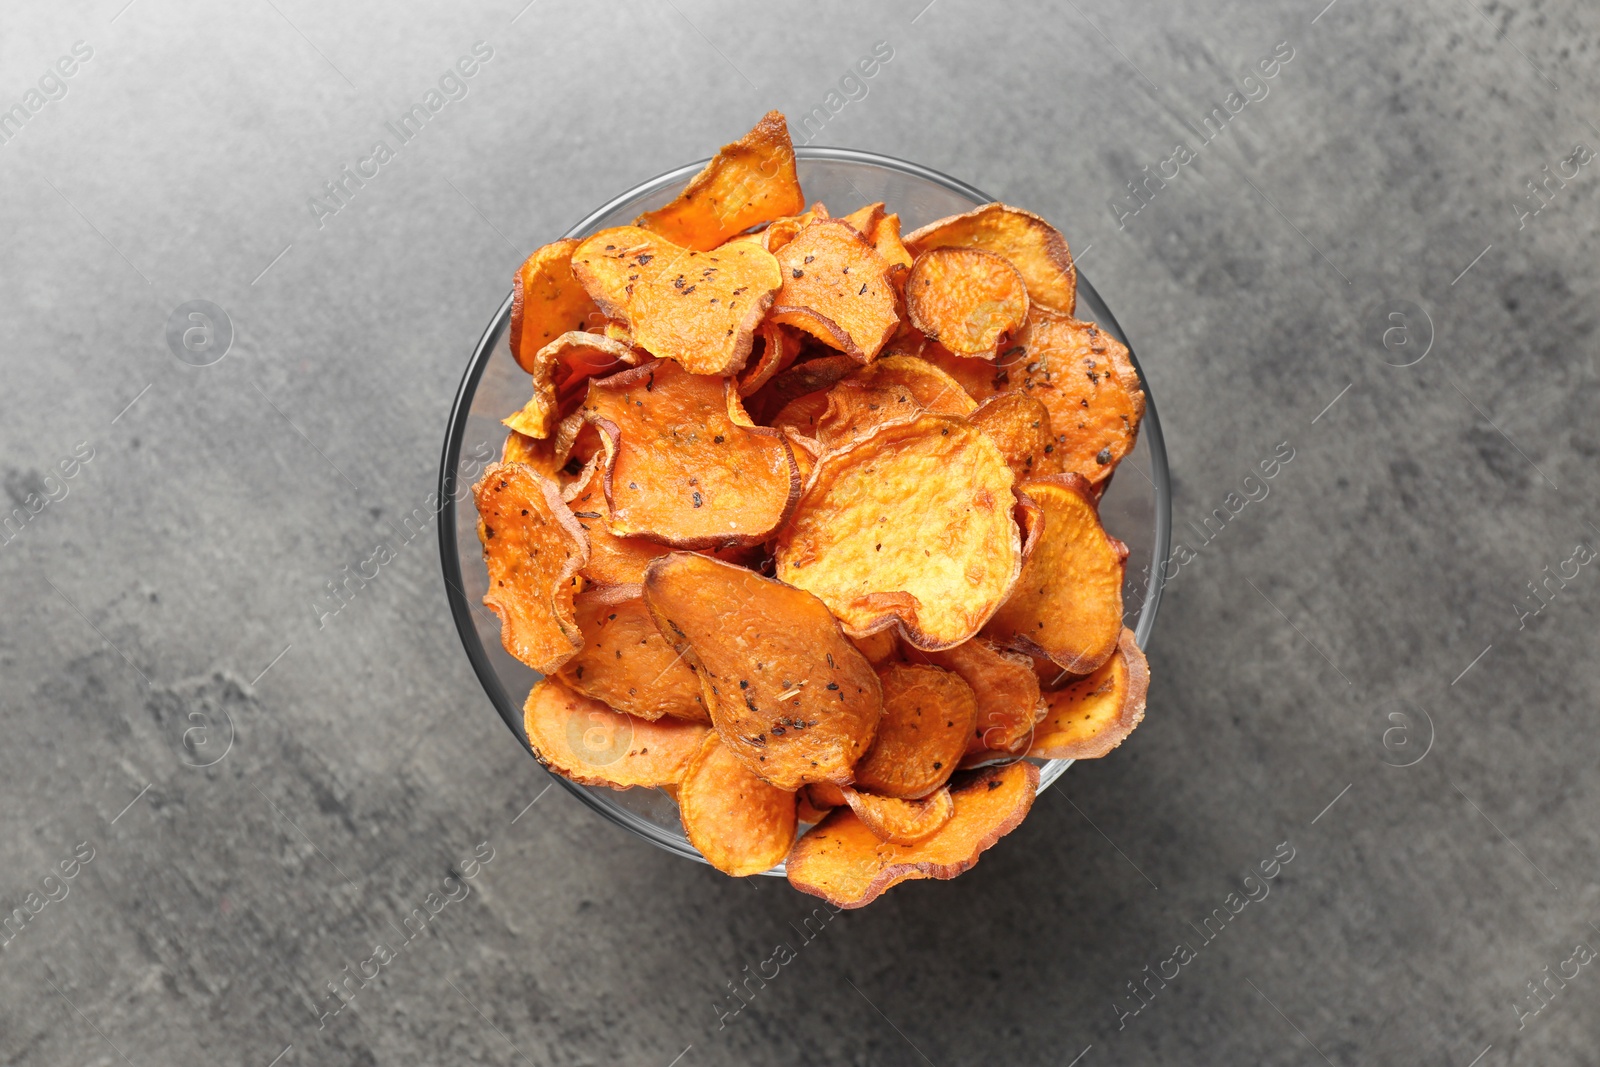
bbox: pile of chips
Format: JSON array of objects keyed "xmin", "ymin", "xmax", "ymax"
[{"xmin": 474, "ymin": 112, "xmax": 1151, "ymax": 906}]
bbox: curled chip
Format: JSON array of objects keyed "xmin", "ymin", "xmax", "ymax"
[
  {"xmin": 843, "ymin": 785, "xmax": 955, "ymax": 845},
  {"xmin": 806, "ymin": 782, "xmax": 847, "ymax": 809},
  {"xmin": 771, "ymin": 390, "xmax": 831, "ymax": 440},
  {"xmin": 968, "ymin": 392, "xmax": 1063, "ymax": 482},
  {"xmin": 849, "ymin": 630, "xmax": 899, "ymax": 668},
  {"xmin": 503, "ymin": 332, "xmax": 636, "ymax": 440},
  {"xmin": 1029, "ymin": 628, "xmax": 1149, "ymax": 759},
  {"xmin": 796, "ymin": 790, "xmax": 833, "ymax": 825},
  {"xmin": 501, "ymin": 430, "xmax": 561, "ymax": 477},
  {"xmin": 582, "ymin": 360, "xmax": 799, "ymax": 548},
  {"xmin": 983, "ymin": 473, "xmax": 1126, "ymax": 674},
  {"xmin": 746, "ymin": 353, "xmax": 858, "ymax": 424},
  {"xmin": 523, "ymin": 679, "xmax": 708, "ymax": 789},
  {"xmin": 775, "ymin": 414, "xmax": 1021, "ymax": 650},
  {"xmin": 474, "ymin": 462, "xmax": 587, "ymax": 673},
  {"xmin": 571, "ymin": 225, "xmax": 781, "ymax": 376},
  {"xmin": 756, "ymin": 202, "xmax": 830, "ymax": 254},
  {"xmin": 905, "ymin": 202, "xmax": 1077, "ymax": 315},
  {"xmin": 841, "ymin": 202, "xmax": 914, "ymax": 278},
  {"xmin": 920, "ymin": 342, "xmax": 1012, "ymax": 402},
  {"xmin": 562, "ymin": 455, "xmax": 672, "ymax": 585},
  {"xmin": 510, "ymin": 239, "xmax": 601, "ymax": 372},
  {"xmin": 642, "ymin": 552, "xmax": 882, "ymax": 790},
  {"xmin": 785, "ymin": 761, "xmax": 1038, "ymax": 908},
  {"xmin": 770, "ymin": 220, "xmax": 899, "ymax": 362},
  {"xmin": 905, "ymin": 247, "xmax": 1029, "ymax": 357},
  {"xmin": 851, "ymin": 664, "xmax": 977, "ymax": 798},
  {"xmin": 556, "ymin": 589, "xmax": 709, "ymax": 723},
  {"xmin": 814, "ymin": 355, "xmax": 976, "ymax": 451},
  {"xmin": 634, "ymin": 111, "xmax": 805, "ymax": 252},
  {"xmin": 907, "ymin": 638, "xmax": 1044, "ymax": 756},
  {"xmin": 737, "ymin": 322, "xmax": 800, "ymax": 397},
  {"xmin": 679, "ymin": 732, "xmax": 798, "ymax": 876},
  {"xmin": 998, "ymin": 309, "xmax": 1145, "ymax": 486}
]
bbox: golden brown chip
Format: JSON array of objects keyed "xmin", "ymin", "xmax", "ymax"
[
  {"xmin": 474, "ymin": 463, "xmax": 587, "ymax": 673},
  {"xmin": 813, "ymin": 355, "xmax": 976, "ymax": 451},
  {"xmin": 523, "ymin": 678, "xmax": 707, "ymax": 788},
  {"xmin": 967, "ymin": 392, "xmax": 1063, "ymax": 482},
  {"xmin": 736, "ymin": 321, "xmax": 800, "ymax": 397},
  {"xmin": 633, "ymin": 110, "xmax": 805, "ymax": 252},
  {"xmin": 678, "ymin": 732, "xmax": 798, "ymax": 875},
  {"xmin": 843, "ymin": 785, "xmax": 955, "ymax": 845},
  {"xmin": 571, "ymin": 226, "xmax": 781, "ymax": 376},
  {"xmin": 851, "ymin": 663, "xmax": 976, "ymax": 798},
  {"xmin": 503, "ymin": 332, "xmax": 636, "ymax": 440},
  {"xmin": 983, "ymin": 474, "xmax": 1125, "ymax": 674},
  {"xmin": 641, "ymin": 552, "xmax": 882, "ymax": 790},
  {"xmin": 501, "ymin": 430, "xmax": 561, "ymax": 477},
  {"xmin": 510, "ymin": 240, "xmax": 602, "ymax": 372},
  {"xmin": 755, "ymin": 202, "xmax": 830, "ymax": 254},
  {"xmin": 555, "ymin": 589, "xmax": 709, "ymax": 723},
  {"xmin": 840, "ymin": 203, "xmax": 883, "ymax": 236},
  {"xmin": 905, "ymin": 202, "xmax": 1076, "ymax": 315},
  {"xmin": 1029, "ymin": 628, "xmax": 1149, "ymax": 759},
  {"xmin": 871, "ymin": 212, "xmax": 914, "ymax": 276},
  {"xmin": 905, "ymin": 247, "xmax": 1029, "ymax": 357},
  {"xmin": 562, "ymin": 455, "xmax": 672, "ymax": 585},
  {"xmin": 785, "ymin": 761, "xmax": 1038, "ymax": 908},
  {"xmin": 806, "ymin": 782, "xmax": 847, "ymax": 810},
  {"xmin": 770, "ymin": 390, "xmax": 831, "ymax": 440},
  {"xmin": 582, "ymin": 360, "xmax": 799, "ymax": 548},
  {"xmin": 849, "ymin": 630, "xmax": 899, "ymax": 668},
  {"xmin": 774, "ymin": 414, "xmax": 1020, "ymax": 650},
  {"xmin": 906, "ymin": 638, "xmax": 1044, "ymax": 756},
  {"xmin": 920, "ymin": 342, "xmax": 1010, "ymax": 401},
  {"xmin": 770, "ymin": 220, "xmax": 899, "ymax": 362},
  {"xmin": 747, "ymin": 353, "xmax": 859, "ymax": 425}
]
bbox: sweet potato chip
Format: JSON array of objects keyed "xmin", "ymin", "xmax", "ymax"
[
  {"xmin": 843, "ymin": 785, "xmax": 955, "ymax": 845},
  {"xmin": 983, "ymin": 474, "xmax": 1125, "ymax": 674},
  {"xmin": 906, "ymin": 638, "xmax": 1044, "ymax": 756},
  {"xmin": 840, "ymin": 203, "xmax": 913, "ymax": 276},
  {"xmin": 851, "ymin": 664, "xmax": 976, "ymax": 798},
  {"xmin": 474, "ymin": 463, "xmax": 587, "ymax": 673},
  {"xmin": 582, "ymin": 360, "xmax": 799, "ymax": 548},
  {"xmin": 501, "ymin": 430, "xmax": 562, "ymax": 477},
  {"xmin": 510, "ymin": 240, "xmax": 602, "ymax": 372},
  {"xmin": 1029, "ymin": 628, "xmax": 1149, "ymax": 759},
  {"xmin": 756, "ymin": 202, "xmax": 829, "ymax": 254},
  {"xmin": 523, "ymin": 678, "xmax": 707, "ymax": 789},
  {"xmin": 806, "ymin": 782, "xmax": 847, "ymax": 809},
  {"xmin": 634, "ymin": 111, "xmax": 805, "ymax": 252},
  {"xmin": 774, "ymin": 414, "xmax": 1020, "ymax": 650},
  {"xmin": 849, "ymin": 630, "xmax": 899, "ymax": 668},
  {"xmin": 906, "ymin": 202, "xmax": 1076, "ymax": 315},
  {"xmin": 968, "ymin": 392, "xmax": 1063, "ymax": 482},
  {"xmin": 782, "ymin": 427, "xmax": 819, "ymax": 487},
  {"xmin": 737, "ymin": 321, "xmax": 800, "ymax": 396},
  {"xmin": 562, "ymin": 456, "xmax": 671, "ymax": 585},
  {"xmin": 642, "ymin": 552, "xmax": 882, "ymax": 790},
  {"xmin": 503, "ymin": 332, "xmax": 636, "ymax": 440},
  {"xmin": 905, "ymin": 247, "xmax": 1029, "ymax": 357},
  {"xmin": 920, "ymin": 342, "xmax": 1011, "ymax": 402},
  {"xmin": 571, "ymin": 226, "xmax": 781, "ymax": 376},
  {"xmin": 770, "ymin": 220, "xmax": 898, "ymax": 362},
  {"xmin": 785, "ymin": 761, "xmax": 1038, "ymax": 908},
  {"xmin": 814, "ymin": 354, "xmax": 976, "ymax": 450},
  {"xmin": 679, "ymin": 732, "xmax": 798, "ymax": 875},
  {"xmin": 556, "ymin": 589, "xmax": 709, "ymax": 723},
  {"xmin": 771, "ymin": 390, "xmax": 831, "ymax": 440},
  {"xmin": 745, "ymin": 354, "xmax": 858, "ymax": 424}
]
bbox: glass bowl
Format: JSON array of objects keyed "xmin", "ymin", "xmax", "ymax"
[{"xmin": 438, "ymin": 148, "xmax": 1171, "ymax": 875}]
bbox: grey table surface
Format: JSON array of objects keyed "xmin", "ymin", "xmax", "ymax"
[{"xmin": 3, "ymin": 0, "xmax": 1597, "ymax": 1064}]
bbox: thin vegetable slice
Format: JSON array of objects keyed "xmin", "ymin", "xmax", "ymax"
[
  {"xmin": 843, "ymin": 785, "xmax": 955, "ymax": 845},
  {"xmin": 770, "ymin": 220, "xmax": 899, "ymax": 362},
  {"xmin": 1029, "ymin": 628, "xmax": 1148, "ymax": 759},
  {"xmin": 813, "ymin": 355, "xmax": 976, "ymax": 451},
  {"xmin": 503, "ymin": 332, "xmax": 636, "ymax": 440},
  {"xmin": 523, "ymin": 678, "xmax": 707, "ymax": 788},
  {"xmin": 967, "ymin": 392, "xmax": 1063, "ymax": 482},
  {"xmin": 905, "ymin": 202, "xmax": 1076, "ymax": 315},
  {"xmin": 679, "ymin": 732, "xmax": 798, "ymax": 875},
  {"xmin": 851, "ymin": 663, "xmax": 976, "ymax": 798},
  {"xmin": 906, "ymin": 638, "xmax": 1044, "ymax": 756},
  {"xmin": 905, "ymin": 247, "xmax": 1029, "ymax": 357},
  {"xmin": 556, "ymin": 589, "xmax": 709, "ymax": 723},
  {"xmin": 510, "ymin": 239, "xmax": 601, "ymax": 372}
]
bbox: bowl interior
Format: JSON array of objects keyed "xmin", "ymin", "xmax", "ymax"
[{"xmin": 438, "ymin": 148, "xmax": 1170, "ymax": 874}]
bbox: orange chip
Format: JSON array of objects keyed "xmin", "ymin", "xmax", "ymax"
[
  {"xmin": 555, "ymin": 589, "xmax": 709, "ymax": 723},
  {"xmin": 746, "ymin": 353, "xmax": 859, "ymax": 424},
  {"xmin": 770, "ymin": 390, "xmax": 831, "ymax": 440},
  {"xmin": 571, "ymin": 225, "xmax": 781, "ymax": 376},
  {"xmin": 983, "ymin": 474, "xmax": 1126, "ymax": 674},
  {"xmin": 851, "ymin": 663, "xmax": 976, "ymax": 798},
  {"xmin": 905, "ymin": 247, "xmax": 1029, "ymax": 358},
  {"xmin": 785, "ymin": 761, "xmax": 1038, "ymax": 908},
  {"xmin": 642, "ymin": 552, "xmax": 882, "ymax": 790},
  {"xmin": 906, "ymin": 638, "xmax": 1044, "ymax": 756},
  {"xmin": 754, "ymin": 202, "xmax": 830, "ymax": 254},
  {"xmin": 967, "ymin": 392, "xmax": 1063, "ymax": 482},
  {"xmin": 736, "ymin": 321, "xmax": 800, "ymax": 397},
  {"xmin": 782, "ymin": 426, "xmax": 819, "ymax": 487},
  {"xmin": 501, "ymin": 430, "xmax": 561, "ymax": 477},
  {"xmin": 797, "ymin": 791, "xmax": 834, "ymax": 825},
  {"xmin": 1029, "ymin": 628, "xmax": 1149, "ymax": 759},
  {"xmin": 814, "ymin": 354, "xmax": 976, "ymax": 451},
  {"xmin": 905, "ymin": 202, "xmax": 1076, "ymax": 316},
  {"xmin": 774, "ymin": 414, "xmax": 1021, "ymax": 650},
  {"xmin": 582, "ymin": 360, "xmax": 800, "ymax": 548},
  {"xmin": 474, "ymin": 463, "xmax": 587, "ymax": 673},
  {"xmin": 849, "ymin": 630, "xmax": 899, "ymax": 668},
  {"xmin": 562, "ymin": 454, "xmax": 672, "ymax": 585},
  {"xmin": 509, "ymin": 240, "xmax": 602, "ymax": 372},
  {"xmin": 843, "ymin": 785, "xmax": 955, "ymax": 845},
  {"xmin": 503, "ymin": 332, "xmax": 636, "ymax": 440},
  {"xmin": 522, "ymin": 678, "xmax": 707, "ymax": 789},
  {"xmin": 806, "ymin": 782, "xmax": 847, "ymax": 810},
  {"xmin": 840, "ymin": 202, "xmax": 882, "ymax": 236},
  {"xmin": 633, "ymin": 111, "xmax": 805, "ymax": 252},
  {"xmin": 871, "ymin": 212, "xmax": 914, "ymax": 276},
  {"xmin": 770, "ymin": 220, "xmax": 899, "ymax": 362},
  {"xmin": 679, "ymin": 732, "xmax": 798, "ymax": 875},
  {"xmin": 919, "ymin": 342, "xmax": 1011, "ymax": 402}
]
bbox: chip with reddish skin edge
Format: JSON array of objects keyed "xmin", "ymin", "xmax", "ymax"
[
  {"xmin": 474, "ymin": 463, "xmax": 587, "ymax": 673},
  {"xmin": 571, "ymin": 225, "xmax": 781, "ymax": 376},
  {"xmin": 851, "ymin": 663, "xmax": 977, "ymax": 798},
  {"xmin": 503, "ymin": 332, "xmax": 636, "ymax": 440},
  {"xmin": 905, "ymin": 638, "xmax": 1044, "ymax": 756},
  {"xmin": 1028, "ymin": 628, "xmax": 1149, "ymax": 759},
  {"xmin": 556, "ymin": 589, "xmax": 709, "ymax": 723},
  {"xmin": 843, "ymin": 785, "xmax": 955, "ymax": 844},
  {"xmin": 840, "ymin": 203, "xmax": 914, "ymax": 278},
  {"xmin": 967, "ymin": 392, "xmax": 1063, "ymax": 482},
  {"xmin": 905, "ymin": 247, "xmax": 1029, "ymax": 357},
  {"xmin": 737, "ymin": 321, "xmax": 801, "ymax": 397},
  {"xmin": 562, "ymin": 456, "xmax": 673, "ymax": 585},
  {"xmin": 581, "ymin": 360, "xmax": 799, "ymax": 548},
  {"xmin": 501, "ymin": 430, "xmax": 561, "ymax": 477},
  {"xmin": 905, "ymin": 202, "xmax": 1077, "ymax": 315},
  {"xmin": 641, "ymin": 552, "xmax": 882, "ymax": 790},
  {"xmin": 510, "ymin": 240, "xmax": 602, "ymax": 372},
  {"xmin": 814, "ymin": 355, "xmax": 976, "ymax": 451},
  {"xmin": 679, "ymin": 732, "xmax": 798, "ymax": 875},
  {"xmin": 774, "ymin": 414, "xmax": 1020, "ymax": 650},
  {"xmin": 771, "ymin": 391, "xmax": 831, "ymax": 440},
  {"xmin": 785, "ymin": 761, "xmax": 1038, "ymax": 908},
  {"xmin": 983, "ymin": 473, "xmax": 1126, "ymax": 674},
  {"xmin": 522, "ymin": 678, "xmax": 707, "ymax": 789},
  {"xmin": 770, "ymin": 220, "xmax": 898, "ymax": 362},
  {"xmin": 633, "ymin": 111, "xmax": 805, "ymax": 252}
]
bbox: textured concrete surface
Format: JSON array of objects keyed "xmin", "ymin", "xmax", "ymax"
[{"xmin": 3, "ymin": 0, "xmax": 1598, "ymax": 1064}]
